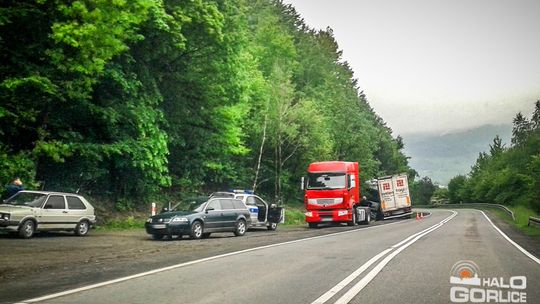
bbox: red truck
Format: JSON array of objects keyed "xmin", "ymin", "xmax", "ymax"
[{"xmin": 302, "ymin": 161, "xmax": 371, "ymax": 228}]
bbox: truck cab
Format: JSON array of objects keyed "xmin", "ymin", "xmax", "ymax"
[{"xmin": 303, "ymin": 161, "xmax": 370, "ymax": 228}]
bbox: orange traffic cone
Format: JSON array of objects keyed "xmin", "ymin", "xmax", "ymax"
[
  {"xmin": 416, "ymin": 213, "xmax": 420, "ymax": 220},
  {"xmin": 420, "ymin": 212, "xmax": 424, "ymax": 219}
]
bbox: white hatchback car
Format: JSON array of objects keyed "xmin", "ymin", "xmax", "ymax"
[{"xmin": 0, "ymin": 190, "xmax": 96, "ymax": 238}]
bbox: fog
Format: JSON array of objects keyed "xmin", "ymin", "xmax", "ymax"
[{"xmin": 283, "ymin": 0, "xmax": 540, "ymax": 135}]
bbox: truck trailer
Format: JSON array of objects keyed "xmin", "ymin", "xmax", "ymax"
[{"xmin": 367, "ymin": 174, "xmax": 412, "ymax": 220}]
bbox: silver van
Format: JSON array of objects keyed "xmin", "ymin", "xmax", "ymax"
[{"xmin": 0, "ymin": 191, "xmax": 96, "ymax": 238}]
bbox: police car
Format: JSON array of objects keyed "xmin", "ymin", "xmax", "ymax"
[{"xmin": 210, "ymin": 190, "xmax": 283, "ymax": 230}]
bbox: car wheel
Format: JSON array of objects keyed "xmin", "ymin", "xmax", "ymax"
[
  {"xmin": 190, "ymin": 221, "xmax": 203, "ymax": 239},
  {"xmin": 308, "ymin": 222, "xmax": 318, "ymax": 229},
  {"xmin": 347, "ymin": 209, "xmax": 357, "ymax": 226},
  {"xmin": 202, "ymin": 232, "xmax": 211, "ymax": 239},
  {"xmin": 267, "ymin": 222, "xmax": 277, "ymax": 231},
  {"xmin": 152, "ymin": 233, "xmax": 164, "ymax": 240},
  {"xmin": 19, "ymin": 220, "xmax": 35, "ymax": 239},
  {"xmin": 234, "ymin": 219, "xmax": 246, "ymax": 236},
  {"xmin": 75, "ymin": 220, "xmax": 90, "ymax": 236}
]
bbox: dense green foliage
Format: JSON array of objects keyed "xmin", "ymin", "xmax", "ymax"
[
  {"xmin": 447, "ymin": 101, "xmax": 540, "ymax": 213},
  {"xmin": 1, "ymin": 0, "xmax": 410, "ymax": 207}
]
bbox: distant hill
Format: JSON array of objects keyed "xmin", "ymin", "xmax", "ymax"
[{"xmin": 402, "ymin": 124, "xmax": 512, "ymax": 185}]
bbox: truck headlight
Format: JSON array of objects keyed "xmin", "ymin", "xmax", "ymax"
[
  {"xmin": 1, "ymin": 213, "xmax": 10, "ymax": 220},
  {"xmin": 305, "ymin": 211, "xmax": 313, "ymax": 217},
  {"xmin": 172, "ymin": 217, "xmax": 188, "ymax": 223},
  {"xmin": 338, "ymin": 210, "xmax": 348, "ymax": 216},
  {"xmin": 146, "ymin": 218, "xmax": 152, "ymax": 223}
]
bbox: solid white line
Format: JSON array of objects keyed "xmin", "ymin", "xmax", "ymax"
[
  {"xmin": 480, "ymin": 211, "xmax": 540, "ymax": 265},
  {"xmin": 333, "ymin": 211, "xmax": 458, "ymax": 304},
  {"xmin": 310, "ymin": 210, "xmax": 456, "ymax": 304},
  {"xmin": 17, "ymin": 219, "xmax": 410, "ymax": 304},
  {"xmin": 311, "ymin": 248, "xmax": 392, "ymax": 304}
]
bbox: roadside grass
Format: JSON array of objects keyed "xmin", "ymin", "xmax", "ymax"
[
  {"xmin": 500, "ymin": 205, "xmax": 540, "ymax": 238},
  {"xmin": 96, "ymin": 216, "xmax": 146, "ymax": 231},
  {"xmin": 283, "ymin": 205, "xmax": 306, "ymax": 226}
]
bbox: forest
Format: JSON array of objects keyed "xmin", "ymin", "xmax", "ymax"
[
  {"xmin": 447, "ymin": 101, "xmax": 540, "ymax": 213},
  {"xmin": 0, "ymin": 0, "xmax": 412, "ymax": 208}
]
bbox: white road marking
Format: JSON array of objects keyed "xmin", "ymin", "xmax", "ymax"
[
  {"xmin": 310, "ymin": 248, "xmax": 392, "ymax": 304},
  {"xmin": 312, "ymin": 210, "xmax": 457, "ymax": 304},
  {"xmin": 17, "ymin": 218, "xmax": 410, "ymax": 304},
  {"xmin": 480, "ymin": 210, "xmax": 540, "ymax": 265},
  {"xmin": 333, "ymin": 211, "xmax": 457, "ymax": 304}
]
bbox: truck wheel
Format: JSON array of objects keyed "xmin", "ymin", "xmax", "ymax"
[
  {"xmin": 347, "ymin": 209, "xmax": 357, "ymax": 226},
  {"xmin": 361, "ymin": 211, "xmax": 371, "ymax": 225},
  {"xmin": 308, "ymin": 223, "xmax": 318, "ymax": 229},
  {"xmin": 267, "ymin": 222, "xmax": 277, "ymax": 231},
  {"xmin": 234, "ymin": 219, "xmax": 247, "ymax": 236},
  {"xmin": 19, "ymin": 220, "xmax": 35, "ymax": 239},
  {"xmin": 190, "ymin": 221, "xmax": 203, "ymax": 239}
]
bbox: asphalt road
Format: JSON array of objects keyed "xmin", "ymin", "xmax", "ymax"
[{"xmin": 16, "ymin": 209, "xmax": 539, "ymax": 304}]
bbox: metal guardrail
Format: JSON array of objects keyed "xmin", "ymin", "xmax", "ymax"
[
  {"xmin": 413, "ymin": 203, "xmax": 515, "ymax": 221},
  {"xmin": 528, "ymin": 216, "xmax": 540, "ymax": 227}
]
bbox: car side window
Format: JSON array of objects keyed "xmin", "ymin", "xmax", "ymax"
[
  {"xmin": 232, "ymin": 200, "xmax": 246, "ymax": 210},
  {"xmin": 44, "ymin": 195, "xmax": 66, "ymax": 209},
  {"xmin": 253, "ymin": 197, "xmax": 265, "ymax": 207},
  {"xmin": 221, "ymin": 199, "xmax": 234, "ymax": 210},
  {"xmin": 246, "ymin": 196, "xmax": 256, "ymax": 206},
  {"xmin": 206, "ymin": 200, "xmax": 222, "ymax": 211},
  {"xmin": 67, "ymin": 196, "xmax": 86, "ymax": 210}
]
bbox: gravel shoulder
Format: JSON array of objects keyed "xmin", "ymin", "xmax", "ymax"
[{"xmin": 0, "ymin": 220, "xmax": 393, "ymax": 304}]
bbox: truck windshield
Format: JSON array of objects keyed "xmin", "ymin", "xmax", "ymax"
[{"xmin": 307, "ymin": 173, "xmax": 346, "ymax": 190}]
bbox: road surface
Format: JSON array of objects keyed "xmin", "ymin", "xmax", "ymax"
[{"xmin": 15, "ymin": 209, "xmax": 540, "ymax": 304}]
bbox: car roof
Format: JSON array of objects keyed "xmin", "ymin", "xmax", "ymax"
[{"xmin": 17, "ymin": 190, "xmax": 85, "ymax": 197}]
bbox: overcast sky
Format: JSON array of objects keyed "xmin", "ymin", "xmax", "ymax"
[{"xmin": 282, "ymin": 0, "xmax": 540, "ymax": 135}]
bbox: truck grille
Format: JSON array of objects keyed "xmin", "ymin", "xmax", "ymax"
[{"xmin": 317, "ymin": 199, "xmax": 335, "ymax": 205}]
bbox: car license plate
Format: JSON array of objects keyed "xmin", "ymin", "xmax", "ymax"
[{"xmin": 152, "ymin": 224, "xmax": 166, "ymax": 229}]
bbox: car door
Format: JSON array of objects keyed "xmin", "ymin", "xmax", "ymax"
[
  {"xmin": 252, "ymin": 196, "xmax": 268, "ymax": 222},
  {"xmin": 204, "ymin": 199, "xmax": 223, "ymax": 230},
  {"xmin": 220, "ymin": 199, "xmax": 238, "ymax": 229},
  {"xmin": 65, "ymin": 195, "xmax": 88, "ymax": 225},
  {"xmin": 39, "ymin": 195, "xmax": 68, "ymax": 230}
]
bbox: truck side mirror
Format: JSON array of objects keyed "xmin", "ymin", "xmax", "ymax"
[{"xmin": 300, "ymin": 177, "xmax": 305, "ymax": 190}]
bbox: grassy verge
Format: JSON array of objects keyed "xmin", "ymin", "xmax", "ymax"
[
  {"xmin": 501, "ymin": 205, "xmax": 540, "ymax": 238},
  {"xmin": 283, "ymin": 205, "xmax": 306, "ymax": 226},
  {"xmin": 95, "ymin": 216, "xmax": 146, "ymax": 231}
]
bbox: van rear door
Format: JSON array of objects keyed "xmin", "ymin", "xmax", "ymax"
[
  {"xmin": 377, "ymin": 177, "xmax": 396, "ymax": 211},
  {"xmin": 392, "ymin": 174, "xmax": 411, "ymax": 209}
]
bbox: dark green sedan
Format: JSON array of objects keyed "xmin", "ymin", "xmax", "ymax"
[{"xmin": 145, "ymin": 197, "xmax": 251, "ymax": 240}]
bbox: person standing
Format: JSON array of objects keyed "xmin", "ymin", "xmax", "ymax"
[{"xmin": 5, "ymin": 178, "xmax": 24, "ymax": 198}]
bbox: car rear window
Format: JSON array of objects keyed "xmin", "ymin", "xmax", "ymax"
[
  {"xmin": 67, "ymin": 196, "xmax": 86, "ymax": 210},
  {"xmin": 44, "ymin": 195, "xmax": 65, "ymax": 209}
]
